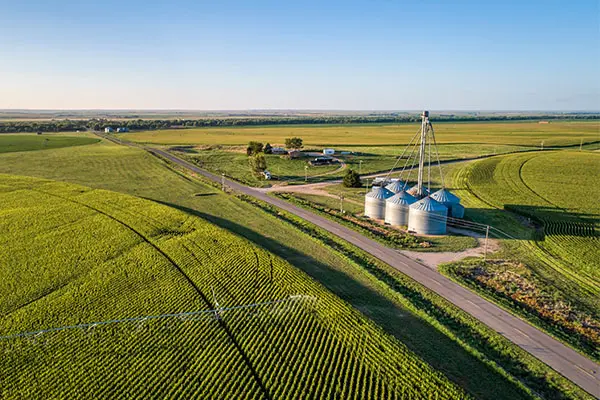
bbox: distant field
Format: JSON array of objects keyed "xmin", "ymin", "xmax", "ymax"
[
  {"xmin": 1, "ymin": 174, "xmax": 470, "ymax": 399},
  {"xmin": 0, "ymin": 134, "xmax": 99, "ymax": 153},
  {"xmin": 118, "ymin": 121, "xmax": 600, "ymax": 147}
]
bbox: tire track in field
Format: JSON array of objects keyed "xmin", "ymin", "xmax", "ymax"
[{"xmin": 30, "ymin": 188, "xmax": 273, "ymax": 400}]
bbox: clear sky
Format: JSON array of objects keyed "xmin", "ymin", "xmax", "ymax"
[{"xmin": 1, "ymin": 0, "xmax": 598, "ymax": 110}]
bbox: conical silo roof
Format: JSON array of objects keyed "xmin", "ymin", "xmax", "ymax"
[
  {"xmin": 385, "ymin": 180, "xmax": 409, "ymax": 193},
  {"xmin": 366, "ymin": 186, "xmax": 393, "ymax": 199},
  {"xmin": 409, "ymin": 196, "xmax": 447, "ymax": 213},
  {"xmin": 386, "ymin": 190, "xmax": 417, "ymax": 206},
  {"xmin": 407, "ymin": 184, "xmax": 430, "ymax": 196},
  {"xmin": 430, "ymin": 188, "xmax": 460, "ymax": 204}
]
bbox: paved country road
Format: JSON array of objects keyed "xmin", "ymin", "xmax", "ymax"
[{"xmin": 97, "ymin": 134, "xmax": 599, "ymax": 396}]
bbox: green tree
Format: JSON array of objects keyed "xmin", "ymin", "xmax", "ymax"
[
  {"xmin": 343, "ymin": 169, "xmax": 362, "ymax": 188},
  {"xmin": 285, "ymin": 137, "xmax": 303, "ymax": 150},
  {"xmin": 264, "ymin": 143, "xmax": 273, "ymax": 154},
  {"xmin": 246, "ymin": 141, "xmax": 264, "ymax": 156},
  {"xmin": 248, "ymin": 153, "xmax": 267, "ymax": 176}
]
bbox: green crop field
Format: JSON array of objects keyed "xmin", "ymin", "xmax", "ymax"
[
  {"xmin": 118, "ymin": 120, "xmax": 599, "ymax": 147},
  {"xmin": 0, "ymin": 134, "xmax": 99, "ymax": 153},
  {"xmin": 459, "ymin": 151, "xmax": 600, "ymax": 307},
  {"xmin": 0, "ymin": 174, "xmax": 469, "ymax": 399}
]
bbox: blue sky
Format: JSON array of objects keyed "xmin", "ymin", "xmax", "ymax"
[{"xmin": 0, "ymin": 0, "xmax": 598, "ymax": 110}]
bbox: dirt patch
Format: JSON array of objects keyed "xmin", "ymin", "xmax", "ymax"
[{"xmin": 400, "ymin": 236, "xmax": 500, "ymax": 269}]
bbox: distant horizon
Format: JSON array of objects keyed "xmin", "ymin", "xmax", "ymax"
[
  {"xmin": 1, "ymin": 1, "xmax": 598, "ymax": 110},
  {"xmin": 2, "ymin": 109, "xmax": 599, "ymax": 113}
]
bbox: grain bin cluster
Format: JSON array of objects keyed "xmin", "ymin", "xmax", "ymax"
[
  {"xmin": 363, "ymin": 111, "xmax": 465, "ymax": 235},
  {"xmin": 364, "ymin": 182, "xmax": 464, "ymax": 235}
]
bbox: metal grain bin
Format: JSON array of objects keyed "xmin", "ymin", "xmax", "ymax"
[
  {"xmin": 364, "ymin": 186, "xmax": 393, "ymax": 219},
  {"xmin": 385, "ymin": 180, "xmax": 409, "ymax": 194},
  {"xmin": 408, "ymin": 196, "xmax": 448, "ymax": 234},
  {"xmin": 450, "ymin": 203, "xmax": 465, "ymax": 218},
  {"xmin": 407, "ymin": 184, "xmax": 430, "ymax": 198},
  {"xmin": 430, "ymin": 188, "xmax": 461, "ymax": 216},
  {"xmin": 385, "ymin": 190, "xmax": 417, "ymax": 226}
]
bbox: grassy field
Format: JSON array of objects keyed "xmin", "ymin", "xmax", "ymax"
[
  {"xmin": 0, "ymin": 137, "xmax": 591, "ymax": 399},
  {"xmin": 461, "ymin": 151, "xmax": 599, "ymax": 308},
  {"xmin": 130, "ymin": 120, "xmax": 599, "ymax": 186},
  {"xmin": 176, "ymin": 148, "xmax": 340, "ymax": 186},
  {"xmin": 118, "ymin": 120, "xmax": 600, "ymax": 147},
  {"xmin": 1, "ymin": 174, "xmax": 474, "ymax": 399},
  {"xmin": 0, "ymin": 134, "xmax": 99, "ymax": 153}
]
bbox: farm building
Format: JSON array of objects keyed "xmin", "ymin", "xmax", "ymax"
[
  {"xmin": 288, "ymin": 150, "xmax": 301, "ymax": 159},
  {"xmin": 271, "ymin": 147, "xmax": 287, "ymax": 154},
  {"xmin": 104, "ymin": 127, "xmax": 114, "ymax": 133},
  {"xmin": 116, "ymin": 127, "xmax": 129, "ymax": 133},
  {"xmin": 323, "ymin": 148, "xmax": 335, "ymax": 155}
]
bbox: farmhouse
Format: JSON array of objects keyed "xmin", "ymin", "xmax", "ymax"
[
  {"xmin": 271, "ymin": 147, "xmax": 287, "ymax": 154},
  {"xmin": 104, "ymin": 127, "xmax": 114, "ymax": 133},
  {"xmin": 116, "ymin": 127, "xmax": 129, "ymax": 132},
  {"xmin": 287, "ymin": 150, "xmax": 301, "ymax": 159},
  {"xmin": 323, "ymin": 148, "xmax": 335, "ymax": 155}
]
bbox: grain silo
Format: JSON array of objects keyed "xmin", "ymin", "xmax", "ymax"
[
  {"xmin": 407, "ymin": 184, "xmax": 429, "ymax": 198},
  {"xmin": 450, "ymin": 203, "xmax": 465, "ymax": 218},
  {"xmin": 385, "ymin": 190, "xmax": 417, "ymax": 226},
  {"xmin": 364, "ymin": 186, "xmax": 393, "ymax": 219},
  {"xmin": 385, "ymin": 180, "xmax": 409, "ymax": 194},
  {"xmin": 408, "ymin": 196, "xmax": 448, "ymax": 235},
  {"xmin": 430, "ymin": 188, "xmax": 461, "ymax": 216}
]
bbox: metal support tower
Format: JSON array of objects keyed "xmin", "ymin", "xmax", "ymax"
[{"xmin": 416, "ymin": 110, "xmax": 429, "ymax": 198}]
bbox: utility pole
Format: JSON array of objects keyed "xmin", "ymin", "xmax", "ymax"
[
  {"xmin": 541, "ymin": 141, "xmax": 544, "ymax": 151},
  {"xmin": 304, "ymin": 165, "xmax": 308, "ymax": 182},
  {"xmin": 359, "ymin": 160, "xmax": 363, "ymax": 175},
  {"xmin": 483, "ymin": 225, "xmax": 490, "ymax": 262},
  {"xmin": 221, "ymin": 173, "xmax": 225, "ymax": 191},
  {"xmin": 340, "ymin": 194, "xmax": 344, "ymax": 213}
]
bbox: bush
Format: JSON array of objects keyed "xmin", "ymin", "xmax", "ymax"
[
  {"xmin": 248, "ymin": 153, "xmax": 267, "ymax": 176},
  {"xmin": 247, "ymin": 141, "xmax": 263, "ymax": 156},
  {"xmin": 343, "ymin": 169, "xmax": 362, "ymax": 188},
  {"xmin": 285, "ymin": 137, "xmax": 303, "ymax": 150},
  {"xmin": 264, "ymin": 143, "xmax": 272, "ymax": 154}
]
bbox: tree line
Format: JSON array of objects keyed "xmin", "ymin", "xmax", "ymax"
[{"xmin": 1, "ymin": 114, "xmax": 598, "ymax": 133}]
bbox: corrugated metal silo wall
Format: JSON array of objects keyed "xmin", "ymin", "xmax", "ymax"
[
  {"xmin": 408, "ymin": 209, "xmax": 447, "ymax": 234},
  {"xmin": 385, "ymin": 203, "xmax": 410, "ymax": 226},
  {"xmin": 365, "ymin": 197, "xmax": 386, "ymax": 219}
]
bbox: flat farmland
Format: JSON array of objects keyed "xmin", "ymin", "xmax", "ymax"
[
  {"xmin": 118, "ymin": 121, "xmax": 600, "ymax": 147},
  {"xmin": 0, "ymin": 134, "xmax": 99, "ymax": 153}
]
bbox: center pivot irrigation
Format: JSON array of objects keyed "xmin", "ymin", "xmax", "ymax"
[{"xmin": 0, "ymin": 295, "xmax": 316, "ymax": 341}]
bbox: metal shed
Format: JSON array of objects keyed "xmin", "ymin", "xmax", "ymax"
[
  {"xmin": 364, "ymin": 186, "xmax": 394, "ymax": 219},
  {"xmin": 385, "ymin": 190, "xmax": 417, "ymax": 226},
  {"xmin": 408, "ymin": 196, "xmax": 448, "ymax": 234}
]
